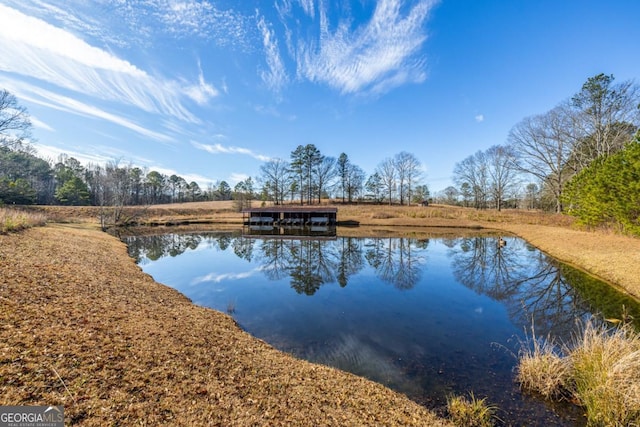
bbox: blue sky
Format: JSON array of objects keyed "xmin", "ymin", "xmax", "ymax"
[{"xmin": 1, "ymin": 0, "xmax": 639, "ymax": 193}]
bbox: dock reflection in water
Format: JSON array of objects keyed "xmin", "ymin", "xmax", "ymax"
[{"xmin": 243, "ymin": 224, "xmax": 337, "ymax": 239}]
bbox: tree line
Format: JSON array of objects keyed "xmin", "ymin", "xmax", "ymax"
[
  {"xmin": 0, "ymin": 144, "xmax": 248, "ymax": 207},
  {"xmin": 1, "ymin": 88, "xmax": 430, "ymax": 209},
  {"xmin": 446, "ymin": 73, "xmax": 640, "ymax": 226},
  {"xmin": 259, "ymin": 146, "xmax": 429, "ymax": 206}
]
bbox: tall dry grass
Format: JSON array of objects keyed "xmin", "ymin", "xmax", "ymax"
[
  {"xmin": 570, "ymin": 321, "xmax": 640, "ymax": 426},
  {"xmin": 337, "ymin": 203, "xmax": 574, "ymax": 227},
  {"xmin": 517, "ymin": 319, "xmax": 640, "ymax": 426},
  {"xmin": 0, "ymin": 207, "xmax": 47, "ymax": 233},
  {"xmin": 516, "ymin": 332, "xmax": 572, "ymax": 400}
]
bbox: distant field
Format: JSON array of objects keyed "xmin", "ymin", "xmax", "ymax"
[
  {"xmin": 151, "ymin": 200, "xmax": 237, "ymax": 210},
  {"xmin": 28, "ymin": 200, "xmax": 575, "ymax": 229},
  {"xmin": 132, "ymin": 200, "xmax": 575, "ymax": 227}
]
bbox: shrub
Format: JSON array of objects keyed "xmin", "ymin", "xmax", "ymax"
[{"xmin": 563, "ymin": 133, "xmax": 640, "ymax": 236}]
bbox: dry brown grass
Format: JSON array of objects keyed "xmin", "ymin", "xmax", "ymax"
[
  {"xmin": 516, "ymin": 334, "xmax": 571, "ymax": 400},
  {"xmin": 22, "ymin": 201, "xmax": 572, "ymax": 229},
  {"xmin": 569, "ymin": 321, "xmax": 640, "ymax": 426},
  {"xmin": 32, "ymin": 202, "xmax": 241, "ymax": 226},
  {"xmin": 0, "ymin": 207, "xmax": 47, "ymax": 233},
  {"xmin": 0, "ymin": 224, "xmax": 452, "ymax": 426},
  {"xmin": 336, "ymin": 203, "xmax": 574, "ymax": 227},
  {"xmin": 517, "ymin": 320, "xmax": 640, "ymax": 426}
]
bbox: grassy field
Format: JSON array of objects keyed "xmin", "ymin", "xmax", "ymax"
[{"xmin": 29, "ymin": 200, "xmax": 576, "ymax": 227}]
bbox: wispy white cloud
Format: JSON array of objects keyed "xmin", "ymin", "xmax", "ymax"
[
  {"xmin": 2, "ymin": 0, "xmax": 131, "ymax": 48},
  {"xmin": 289, "ymin": 0, "xmax": 437, "ymax": 95},
  {"xmin": 191, "ymin": 141, "xmax": 271, "ymax": 162},
  {"xmin": 257, "ymin": 15, "xmax": 289, "ymax": 94},
  {"xmin": 299, "ymin": 0, "xmax": 315, "ymax": 18},
  {"xmin": 228, "ymin": 172, "xmax": 250, "ymax": 185},
  {"xmin": 0, "ymin": 4, "xmax": 217, "ymax": 124},
  {"xmin": 0, "ymin": 5, "xmax": 144, "ymax": 75},
  {"xmin": 149, "ymin": 0, "xmax": 254, "ymax": 48},
  {"xmin": 33, "ymin": 143, "xmax": 114, "ymax": 164},
  {"xmin": 184, "ymin": 61, "xmax": 219, "ymax": 105},
  {"xmin": 159, "ymin": 0, "xmax": 217, "ymax": 38},
  {"xmin": 30, "ymin": 116, "xmax": 54, "ymax": 132},
  {"xmin": 4, "ymin": 80, "xmax": 173, "ymax": 142},
  {"xmin": 475, "ymin": 114, "xmax": 485, "ymax": 123}
]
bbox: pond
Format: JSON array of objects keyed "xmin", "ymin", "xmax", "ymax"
[{"xmin": 123, "ymin": 230, "xmax": 640, "ymax": 426}]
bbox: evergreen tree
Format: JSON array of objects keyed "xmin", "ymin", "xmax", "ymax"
[
  {"xmin": 564, "ymin": 132, "xmax": 640, "ymax": 235},
  {"xmin": 55, "ymin": 176, "xmax": 90, "ymax": 205}
]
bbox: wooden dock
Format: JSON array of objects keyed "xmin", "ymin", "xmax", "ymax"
[{"xmin": 242, "ymin": 206, "xmax": 337, "ymax": 226}]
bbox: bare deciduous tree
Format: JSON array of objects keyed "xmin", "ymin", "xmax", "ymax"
[
  {"xmin": 0, "ymin": 89, "xmax": 32, "ymax": 150},
  {"xmin": 394, "ymin": 151, "xmax": 422, "ymax": 205},
  {"xmin": 376, "ymin": 157, "xmax": 397, "ymax": 205},
  {"xmin": 508, "ymin": 105, "xmax": 575, "ymax": 213},
  {"xmin": 314, "ymin": 156, "xmax": 336, "ymax": 203},
  {"xmin": 570, "ymin": 73, "xmax": 640, "ymax": 168},
  {"xmin": 486, "ymin": 144, "xmax": 519, "ymax": 211},
  {"xmin": 453, "ymin": 150, "xmax": 489, "ymax": 209},
  {"xmin": 344, "ymin": 163, "xmax": 365, "ymax": 203},
  {"xmin": 259, "ymin": 158, "xmax": 290, "ymax": 205}
]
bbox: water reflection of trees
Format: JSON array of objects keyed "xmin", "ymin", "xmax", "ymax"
[
  {"xmin": 287, "ymin": 240, "xmax": 337, "ymax": 295},
  {"xmin": 127, "ymin": 233, "xmax": 432, "ymax": 294},
  {"xmin": 337, "ymin": 238, "xmax": 365, "ymax": 287},
  {"xmin": 125, "ymin": 232, "xmax": 264, "ymax": 263},
  {"xmin": 125, "ymin": 233, "xmax": 208, "ymax": 263},
  {"xmin": 364, "ymin": 237, "xmax": 427, "ymax": 290},
  {"xmin": 127, "ymin": 232, "xmax": 640, "ymax": 333},
  {"xmin": 255, "ymin": 238, "xmax": 362, "ymax": 295},
  {"xmin": 450, "ymin": 236, "xmax": 594, "ymax": 337},
  {"xmin": 258, "ymin": 239, "xmax": 293, "ymax": 281},
  {"xmin": 256, "ymin": 236, "xmax": 427, "ymax": 293}
]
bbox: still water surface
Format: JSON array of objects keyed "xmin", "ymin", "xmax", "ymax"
[{"xmin": 124, "ymin": 230, "xmax": 640, "ymax": 426}]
